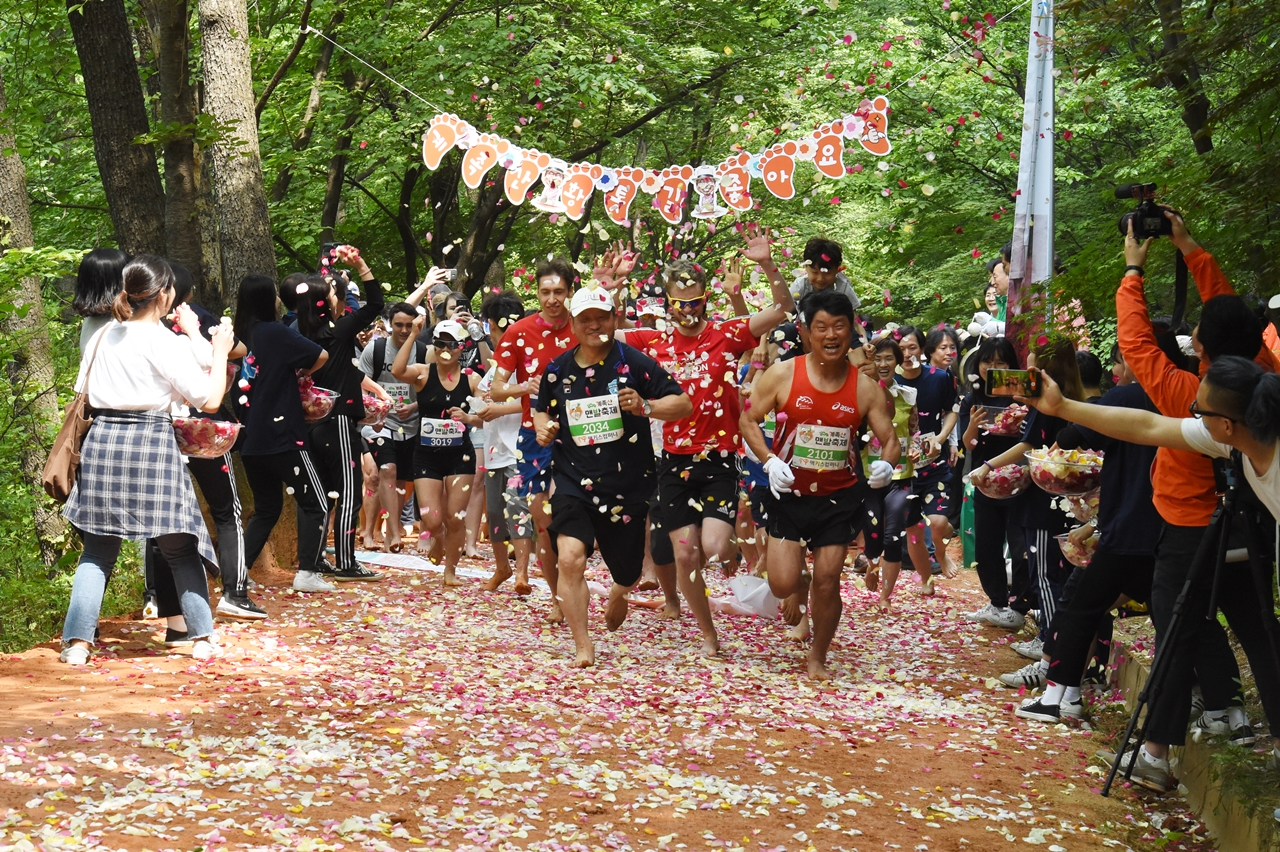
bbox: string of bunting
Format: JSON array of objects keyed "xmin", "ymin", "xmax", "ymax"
[{"xmin": 419, "ymin": 99, "xmax": 893, "ymax": 227}]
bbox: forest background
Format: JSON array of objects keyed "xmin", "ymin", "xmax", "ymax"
[{"xmin": 0, "ymin": 0, "xmax": 1276, "ymax": 650}]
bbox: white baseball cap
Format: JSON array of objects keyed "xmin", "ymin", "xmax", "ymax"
[
  {"xmin": 570, "ymin": 287, "xmax": 615, "ymax": 317},
  {"xmin": 433, "ymin": 319, "xmax": 465, "ymax": 341}
]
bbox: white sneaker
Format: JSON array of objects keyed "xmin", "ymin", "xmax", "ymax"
[
  {"xmin": 987, "ymin": 607, "xmax": 1026, "ymax": 629},
  {"xmin": 191, "ymin": 639, "xmax": 221, "ymax": 660},
  {"xmin": 999, "ymin": 660, "xmax": 1046, "ymax": 689},
  {"xmin": 1011, "ymin": 637, "xmax": 1044, "ymax": 660},
  {"xmin": 964, "ymin": 603, "xmax": 999, "ymax": 623},
  {"xmin": 292, "ymin": 570, "xmax": 337, "ymax": 592},
  {"xmin": 59, "ymin": 644, "xmax": 90, "ymax": 665}
]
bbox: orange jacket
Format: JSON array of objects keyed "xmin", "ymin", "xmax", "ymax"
[{"xmin": 1116, "ymin": 248, "xmax": 1278, "ymax": 527}]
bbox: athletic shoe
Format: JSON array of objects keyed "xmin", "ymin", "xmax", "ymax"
[
  {"xmin": 1267, "ymin": 746, "xmax": 1279, "ymax": 771},
  {"xmin": 1000, "ymin": 661, "xmax": 1046, "ymax": 689},
  {"xmin": 164, "ymin": 628, "xmax": 193, "ymax": 646},
  {"xmin": 330, "ymin": 565, "xmax": 384, "ymax": 582},
  {"xmin": 852, "ymin": 553, "xmax": 869, "ymax": 576},
  {"xmin": 1095, "ymin": 744, "xmax": 1173, "ymax": 793},
  {"xmin": 1189, "ymin": 685, "xmax": 1205, "ymax": 718},
  {"xmin": 141, "ymin": 594, "xmax": 159, "ymax": 620},
  {"xmin": 987, "ymin": 607, "xmax": 1026, "ymax": 629},
  {"xmin": 1191, "ymin": 711, "xmax": 1257, "ymax": 746},
  {"xmin": 217, "ymin": 595, "xmax": 268, "ymax": 620},
  {"xmin": 964, "ymin": 603, "xmax": 999, "ymax": 623},
  {"xmin": 1015, "ymin": 696, "xmax": 1083, "ymax": 723},
  {"xmin": 1011, "ymin": 637, "xmax": 1044, "ymax": 660},
  {"xmin": 292, "ymin": 571, "xmax": 338, "ymax": 593},
  {"xmin": 191, "ymin": 639, "xmax": 220, "ymax": 660},
  {"xmin": 314, "ymin": 559, "xmax": 338, "ymax": 577},
  {"xmin": 59, "ymin": 644, "xmax": 90, "ymax": 665}
]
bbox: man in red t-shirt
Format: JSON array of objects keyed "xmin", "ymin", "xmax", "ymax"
[
  {"xmin": 491, "ymin": 258, "xmax": 579, "ymax": 622},
  {"xmin": 621, "ymin": 224, "xmax": 795, "ymax": 656}
]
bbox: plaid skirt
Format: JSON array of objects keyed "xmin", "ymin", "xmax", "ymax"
[{"xmin": 64, "ymin": 410, "xmax": 217, "ymax": 566}]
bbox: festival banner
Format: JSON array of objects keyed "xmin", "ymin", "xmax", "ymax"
[{"xmin": 419, "ymin": 97, "xmax": 894, "ymax": 225}]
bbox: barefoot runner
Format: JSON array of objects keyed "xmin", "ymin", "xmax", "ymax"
[
  {"xmin": 741, "ymin": 290, "xmax": 899, "ymax": 679},
  {"xmin": 534, "ymin": 286, "xmax": 691, "ymax": 667},
  {"xmin": 620, "ymin": 223, "xmax": 796, "ymax": 656},
  {"xmin": 491, "ymin": 259, "xmax": 579, "ymax": 621},
  {"xmin": 391, "ymin": 316, "xmax": 481, "ymax": 586}
]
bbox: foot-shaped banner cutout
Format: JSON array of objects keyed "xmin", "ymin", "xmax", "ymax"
[
  {"xmin": 562, "ymin": 165, "xmax": 600, "ymax": 221},
  {"xmin": 422, "ymin": 114, "xmax": 473, "ymax": 170},
  {"xmin": 760, "ymin": 141, "xmax": 798, "ymax": 200},
  {"xmin": 812, "ymin": 122, "xmax": 846, "ymax": 179},
  {"xmin": 603, "ymin": 167, "xmax": 644, "ymax": 225},
  {"xmin": 461, "ymin": 134, "xmax": 510, "ymax": 189},
  {"xmin": 505, "ymin": 150, "xmax": 551, "ymax": 205},
  {"xmin": 860, "ymin": 97, "xmax": 892, "ymax": 156},
  {"xmin": 654, "ymin": 166, "xmax": 692, "ymax": 225},
  {"xmin": 716, "ymin": 153, "xmax": 753, "ymax": 212}
]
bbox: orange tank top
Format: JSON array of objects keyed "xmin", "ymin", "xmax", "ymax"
[{"xmin": 773, "ymin": 357, "xmax": 865, "ymax": 497}]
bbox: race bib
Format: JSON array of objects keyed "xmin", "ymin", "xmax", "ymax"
[
  {"xmin": 566, "ymin": 393, "xmax": 624, "ymax": 447},
  {"xmin": 791, "ymin": 424, "xmax": 850, "ymax": 471},
  {"xmin": 383, "ymin": 382, "xmax": 412, "ymax": 406},
  {"xmin": 762, "ymin": 413, "xmax": 776, "ymax": 443},
  {"xmin": 420, "ymin": 417, "xmax": 466, "ymax": 447}
]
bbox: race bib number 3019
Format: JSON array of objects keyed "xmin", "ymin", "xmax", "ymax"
[
  {"xmin": 566, "ymin": 393, "xmax": 624, "ymax": 447},
  {"xmin": 420, "ymin": 418, "xmax": 466, "ymax": 447},
  {"xmin": 791, "ymin": 425, "xmax": 850, "ymax": 471}
]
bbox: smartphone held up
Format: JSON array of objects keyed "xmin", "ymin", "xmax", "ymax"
[{"xmin": 985, "ymin": 368, "xmax": 1042, "ymax": 398}]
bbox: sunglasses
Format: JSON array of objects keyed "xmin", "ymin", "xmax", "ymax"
[
  {"xmin": 669, "ymin": 296, "xmax": 705, "ymax": 311},
  {"xmin": 1188, "ymin": 399, "xmax": 1236, "ymax": 422},
  {"xmin": 433, "ymin": 337, "xmax": 463, "ymax": 350}
]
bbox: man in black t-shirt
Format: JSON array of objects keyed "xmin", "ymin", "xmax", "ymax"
[{"xmin": 534, "ymin": 286, "xmax": 690, "ymax": 668}]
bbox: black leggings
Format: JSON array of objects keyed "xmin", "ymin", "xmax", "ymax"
[
  {"xmin": 1046, "ymin": 546, "xmax": 1154, "ymax": 688},
  {"xmin": 241, "ymin": 449, "xmax": 330, "ymax": 575},
  {"xmin": 309, "ymin": 415, "xmax": 363, "ymax": 573},
  {"xmin": 971, "ymin": 493, "xmax": 1029, "ymax": 609},
  {"xmin": 863, "ymin": 482, "xmax": 912, "ymax": 563},
  {"xmin": 145, "ymin": 451, "xmax": 247, "ymax": 613}
]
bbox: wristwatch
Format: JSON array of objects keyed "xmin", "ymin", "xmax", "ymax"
[{"xmin": 641, "ymin": 399, "xmax": 653, "ymax": 417}]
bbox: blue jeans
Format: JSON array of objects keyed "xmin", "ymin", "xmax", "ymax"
[{"xmin": 62, "ymin": 531, "xmax": 214, "ymax": 645}]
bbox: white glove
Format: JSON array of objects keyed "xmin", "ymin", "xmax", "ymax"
[
  {"xmin": 763, "ymin": 455, "xmax": 796, "ymax": 499},
  {"xmin": 867, "ymin": 459, "xmax": 894, "ymax": 489}
]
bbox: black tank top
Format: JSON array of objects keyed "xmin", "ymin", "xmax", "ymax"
[{"xmin": 420, "ymin": 365, "xmax": 472, "ymax": 448}]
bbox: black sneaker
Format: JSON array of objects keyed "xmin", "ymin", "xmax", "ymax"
[
  {"xmin": 314, "ymin": 559, "xmax": 338, "ymax": 576},
  {"xmin": 217, "ymin": 595, "xmax": 269, "ymax": 620},
  {"xmin": 331, "ymin": 564, "xmax": 384, "ymax": 582},
  {"xmin": 164, "ymin": 628, "xmax": 193, "ymax": 646},
  {"xmin": 1015, "ymin": 697, "xmax": 1063, "ymax": 723},
  {"xmin": 1230, "ymin": 725, "xmax": 1257, "ymax": 747}
]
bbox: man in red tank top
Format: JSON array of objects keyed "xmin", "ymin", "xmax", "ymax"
[{"xmin": 742, "ymin": 290, "xmax": 900, "ymax": 679}]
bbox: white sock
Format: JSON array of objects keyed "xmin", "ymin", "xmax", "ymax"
[
  {"xmin": 1041, "ymin": 682, "xmax": 1066, "ymax": 705},
  {"xmin": 1063, "ymin": 686, "xmax": 1082, "ymax": 705},
  {"xmin": 1140, "ymin": 745, "xmax": 1166, "ymax": 765},
  {"xmin": 1226, "ymin": 706, "xmax": 1248, "ymax": 729},
  {"xmin": 1036, "ymin": 659, "xmax": 1049, "ymax": 674}
]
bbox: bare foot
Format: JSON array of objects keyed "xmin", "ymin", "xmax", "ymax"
[
  {"xmin": 636, "ymin": 578, "xmax": 660, "ymax": 592},
  {"xmin": 514, "ymin": 579, "xmax": 533, "ymax": 596},
  {"xmin": 940, "ymin": 555, "xmax": 959, "ymax": 580},
  {"xmin": 484, "ymin": 564, "xmax": 513, "ymax": 591},
  {"xmin": 780, "ymin": 582, "xmax": 809, "ymax": 627},
  {"xmin": 605, "ymin": 588, "xmax": 629, "ymax": 632},
  {"xmin": 386, "ymin": 539, "xmax": 403, "ymax": 554},
  {"xmin": 917, "ymin": 577, "xmax": 935, "ymax": 597},
  {"xmin": 443, "ymin": 570, "xmax": 468, "ymax": 587},
  {"xmin": 658, "ymin": 600, "xmax": 681, "ymax": 620},
  {"xmin": 877, "ymin": 595, "xmax": 892, "ymax": 613},
  {"xmin": 701, "ymin": 635, "xmax": 721, "ymax": 657},
  {"xmin": 361, "ymin": 537, "xmax": 380, "ymax": 551},
  {"xmin": 545, "ymin": 603, "xmax": 565, "ymax": 624},
  {"xmin": 807, "ymin": 654, "xmax": 833, "ymax": 681},
  {"xmin": 787, "ymin": 616, "xmax": 811, "ymax": 642},
  {"xmin": 864, "ymin": 567, "xmax": 880, "ymax": 593},
  {"xmin": 571, "ymin": 645, "xmax": 595, "ymax": 668},
  {"xmin": 465, "ymin": 547, "xmax": 482, "ymax": 559}
]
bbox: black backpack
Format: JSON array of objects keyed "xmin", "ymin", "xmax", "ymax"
[{"xmin": 370, "ymin": 337, "xmax": 428, "ymax": 381}]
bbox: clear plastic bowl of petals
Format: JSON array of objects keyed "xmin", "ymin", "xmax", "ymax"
[
  {"xmin": 1065, "ymin": 488, "xmax": 1100, "ymax": 522},
  {"xmin": 297, "ymin": 375, "xmax": 338, "ymax": 423},
  {"xmin": 1025, "ymin": 448, "xmax": 1105, "ymax": 496},
  {"xmin": 973, "ymin": 463, "xmax": 1031, "ymax": 500},
  {"xmin": 172, "ymin": 417, "xmax": 241, "ymax": 458},
  {"xmin": 977, "ymin": 403, "xmax": 1028, "ymax": 436},
  {"xmin": 1056, "ymin": 530, "xmax": 1099, "ymax": 567},
  {"xmin": 360, "ymin": 394, "xmax": 392, "ymax": 426}
]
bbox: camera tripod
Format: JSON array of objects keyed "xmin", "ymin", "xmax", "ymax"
[{"xmin": 1102, "ymin": 457, "xmax": 1280, "ymax": 796}]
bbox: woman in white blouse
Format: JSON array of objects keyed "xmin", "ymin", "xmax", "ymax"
[{"xmin": 60, "ymin": 256, "xmax": 234, "ymax": 665}]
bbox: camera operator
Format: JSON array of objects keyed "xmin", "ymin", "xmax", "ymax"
[{"xmin": 1091, "ymin": 209, "xmax": 1280, "ymax": 790}]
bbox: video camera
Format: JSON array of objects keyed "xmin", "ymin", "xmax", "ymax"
[{"xmin": 1115, "ymin": 183, "xmax": 1174, "ymax": 240}]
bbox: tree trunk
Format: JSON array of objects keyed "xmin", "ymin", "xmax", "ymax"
[
  {"xmin": 0, "ymin": 67, "xmax": 72, "ymax": 567},
  {"xmin": 318, "ymin": 74, "xmax": 373, "ymax": 246},
  {"xmin": 66, "ymin": 0, "xmax": 167, "ymax": 257},
  {"xmin": 197, "ymin": 0, "xmax": 277, "ymax": 307},
  {"xmin": 397, "ymin": 163, "xmax": 424, "ymax": 287},
  {"xmin": 269, "ymin": 8, "xmax": 343, "ymax": 205},
  {"xmin": 1154, "ymin": 0, "xmax": 1213, "ymax": 154},
  {"xmin": 140, "ymin": 0, "xmax": 208, "ymax": 304}
]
